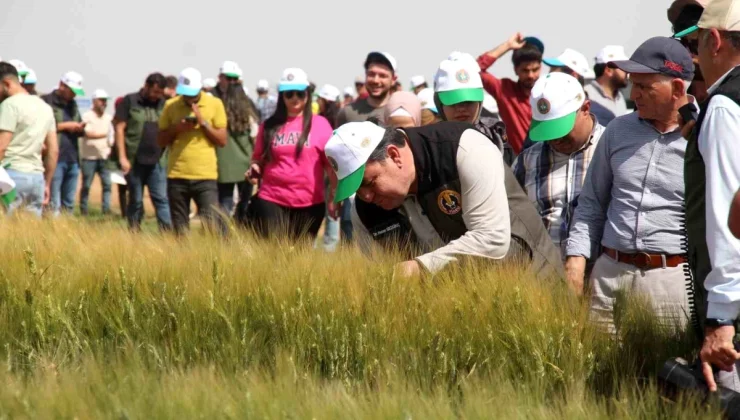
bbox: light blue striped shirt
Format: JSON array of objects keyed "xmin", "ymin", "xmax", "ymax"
[{"xmin": 565, "ymin": 112, "xmax": 687, "ymax": 258}]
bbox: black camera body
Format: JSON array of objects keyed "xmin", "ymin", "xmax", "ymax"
[{"xmin": 659, "ymin": 357, "xmax": 740, "ymax": 419}]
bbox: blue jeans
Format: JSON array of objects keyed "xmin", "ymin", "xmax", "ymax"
[
  {"xmin": 80, "ymin": 159, "xmax": 111, "ymax": 215},
  {"xmin": 4, "ymin": 169, "xmax": 44, "ymax": 218},
  {"xmin": 51, "ymin": 160, "xmax": 79, "ymax": 214},
  {"xmin": 126, "ymin": 162, "xmax": 172, "ymax": 231}
]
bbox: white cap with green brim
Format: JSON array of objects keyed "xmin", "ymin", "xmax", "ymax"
[
  {"xmin": 528, "ymin": 72, "xmax": 586, "ymax": 142},
  {"xmin": 0, "ymin": 166, "xmax": 17, "ymax": 208},
  {"xmin": 61, "ymin": 71, "xmax": 85, "ymax": 96},
  {"xmin": 433, "ymin": 52, "xmax": 484, "ymax": 106},
  {"xmin": 325, "ymin": 121, "xmax": 386, "ymax": 203}
]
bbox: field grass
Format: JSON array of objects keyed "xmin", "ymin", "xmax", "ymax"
[{"xmin": 0, "ymin": 213, "xmax": 722, "ymax": 419}]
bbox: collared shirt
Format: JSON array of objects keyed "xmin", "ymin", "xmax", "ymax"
[
  {"xmin": 699, "ymin": 65, "xmax": 740, "ymax": 320},
  {"xmin": 513, "ymin": 116, "xmax": 605, "ymax": 252},
  {"xmin": 584, "ymin": 81, "xmax": 629, "ymax": 119},
  {"xmin": 477, "ymin": 54, "xmax": 532, "ymax": 155},
  {"xmin": 256, "ymin": 95, "xmax": 277, "ymax": 123},
  {"xmin": 566, "ymin": 112, "xmax": 688, "ymax": 258}
]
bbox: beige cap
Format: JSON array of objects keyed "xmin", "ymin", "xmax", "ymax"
[{"xmin": 698, "ymin": 0, "xmax": 740, "ymax": 31}]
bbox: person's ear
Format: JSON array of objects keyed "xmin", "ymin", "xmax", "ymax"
[
  {"xmin": 387, "ymin": 144, "xmax": 403, "ymax": 167},
  {"xmin": 709, "ymin": 28, "xmax": 723, "ymax": 55},
  {"xmin": 581, "ymin": 100, "xmax": 591, "ymax": 115},
  {"xmin": 670, "ymin": 79, "xmax": 686, "ymax": 98}
]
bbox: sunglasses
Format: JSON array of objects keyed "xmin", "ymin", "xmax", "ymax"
[{"xmin": 282, "ymin": 90, "xmax": 307, "ymax": 99}]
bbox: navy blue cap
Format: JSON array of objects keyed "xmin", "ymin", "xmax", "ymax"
[
  {"xmin": 523, "ymin": 36, "xmax": 545, "ymax": 54},
  {"xmin": 608, "ymin": 36, "xmax": 694, "ymax": 80}
]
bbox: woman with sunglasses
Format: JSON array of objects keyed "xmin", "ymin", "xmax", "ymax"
[{"xmin": 246, "ymin": 68, "xmax": 336, "ymax": 240}]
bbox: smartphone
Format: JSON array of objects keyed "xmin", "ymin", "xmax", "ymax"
[
  {"xmin": 183, "ymin": 116, "xmax": 198, "ymax": 124},
  {"xmin": 679, "ymin": 102, "xmax": 698, "ymax": 124}
]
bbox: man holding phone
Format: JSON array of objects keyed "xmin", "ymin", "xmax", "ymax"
[
  {"xmin": 42, "ymin": 71, "xmax": 86, "ymax": 215},
  {"xmin": 158, "ymin": 67, "xmax": 228, "ymax": 236}
]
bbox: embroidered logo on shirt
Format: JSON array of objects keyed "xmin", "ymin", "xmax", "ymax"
[
  {"xmin": 438, "ymin": 190, "xmax": 462, "ymax": 215},
  {"xmin": 455, "ymin": 69, "xmax": 470, "ymax": 84},
  {"xmin": 537, "ymin": 98, "xmax": 551, "ymax": 115},
  {"xmin": 327, "ymin": 156, "xmax": 339, "ymax": 172}
]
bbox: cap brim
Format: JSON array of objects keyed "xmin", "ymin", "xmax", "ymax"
[
  {"xmin": 607, "ymin": 60, "xmax": 659, "ymax": 74},
  {"xmin": 673, "ymin": 25, "xmax": 699, "ymax": 39},
  {"xmin": 543, "ymin": 58, "xmax": 565, "ymax": 67},
  {"xmin": 70, "ymin": 87, "xmax": 85, "ymax": 96},
  {"xmin": 437, "ymin": 88, "xmax": 484, "ymax": 106},
  {"xmin": 334, "ymin": 164, "xmax": 365, "ymax": 203},
  {"xmin": 278, "ymin": 84, "xmax": 309, "ymax": 92},
  {"xmin": 529, "ymin": 111, "xmax": 577, "ymax": 142},
  {"xmin": 176, "ymin": 85, "xmax": 201, "ymax": 96},
  {"xmin": 222, "ymin": 72, "xmax": 240, "ymax": 78}
]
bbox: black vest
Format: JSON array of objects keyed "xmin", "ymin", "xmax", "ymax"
[
  {"xmin": 355, "ymin": 122, "xmax": 563, "ymax": 279},
  {"xmin": 687, "ymin": 66, "xmax": 740, "ymax": 335}
]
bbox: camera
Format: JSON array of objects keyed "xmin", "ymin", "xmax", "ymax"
[{"xmin": 658, "ymin": 357, "xmax": 740, "ymax": 419}]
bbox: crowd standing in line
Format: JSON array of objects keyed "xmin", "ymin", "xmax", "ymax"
[{"xmin": 3, "ymin": 0, "xmax": 740, "ymax": 395}]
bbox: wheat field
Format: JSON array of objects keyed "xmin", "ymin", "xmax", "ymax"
[{"xmin": 0, "ymin": 213, "xmax": 720, "ymax": 419}]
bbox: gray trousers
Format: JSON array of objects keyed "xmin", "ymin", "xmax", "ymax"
[{"xmin": 588, "ymin": 254, "xmax": 691, "ymax": 334}]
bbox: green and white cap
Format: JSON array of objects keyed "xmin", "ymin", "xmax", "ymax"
[
  {"xmin": 0, "ymin": 166, "xmax": 17, "ymax": 208},
  {"xmin": 61, "ymin": 71, "xmax": 85, "ymax": 96},
  {"xmin": 433, "ymin": 52, "xmax": 484, "ymax": 106},
  {"xmin": 528, "ymin": 72, "xmax": 586, "ymax": 142},
  {"xmin": 325, "ymin": 122, "xmax": 387, "ymax": 203}
]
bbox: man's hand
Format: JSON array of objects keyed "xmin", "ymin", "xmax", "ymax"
[
  {"xmin": 507, "ymin": 32, "xmax": 527, "ymax": 51},
  {"xmin": 176, "ymin": 120, "xmax": 196, "ymax": 135},
  {"xmin": 328, "ymin": 200, "xmax": 342, "ymax": 220},
  {"xmin": 75, "ymin": 122, "xmax": 87, "ymax": 133},
  {"xmin": 119, "ymin": 156, "xmax": 132, "ymax": 175},
  {"xmin": 43, "ymin": 184, "xmax": 51, "ymax": 206},
  {"xmin": 395, "ymin": 260, "xmax": 422, "ymax": 279},
  {"xmin": 564, "ymin": 256, "xmax": 587, "ymax": 296},
  {"xmin": 701, "ymin": 325, "xmax": 740, "ymax": 392},
  {"xmin": 191, "ymin": 104, "xmax": 205, "ymax": 126},
  {"xmin": 679, "ymin": 117, "xmax": 696, "ymax": 139}
]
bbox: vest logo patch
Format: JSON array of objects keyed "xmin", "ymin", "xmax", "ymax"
[{"xmin": 437, "ymin": 190, "xmax": 462, "ymax": 215}]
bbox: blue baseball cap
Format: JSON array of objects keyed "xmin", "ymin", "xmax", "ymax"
[
  {"xmin": 523, "ymin": 36, "xmax": 545, "ymax": 54},
  {"xmin": 607, "ymin": 36, "xmax": 694, "ymax": 80}
]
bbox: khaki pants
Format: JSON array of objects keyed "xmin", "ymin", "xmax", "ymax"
[{"xmin": 589, "ymin": 254, "xmax": 690, "ymax": 334}]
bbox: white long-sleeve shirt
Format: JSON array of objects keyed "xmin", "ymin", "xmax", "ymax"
[
  {"xmin": 700, "ymin": 66, "xmax": 740, "ymax": 320},
  {"xmin": 351, "ymin": 128, "xmax": 511, "ymax": 274}
]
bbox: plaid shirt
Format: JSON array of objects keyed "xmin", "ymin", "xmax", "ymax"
[
  {"xmin": 513, "ymin": 118, "xmax": 605, "ymax": 254},
  {"xmin": 256, "ymin": 95, "xmax": 278, "ymax": 123}
]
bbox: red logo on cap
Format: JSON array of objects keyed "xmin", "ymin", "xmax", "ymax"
[{"xmin": 664, "ymin": 60, "xmax": 683, "ymax": 73}]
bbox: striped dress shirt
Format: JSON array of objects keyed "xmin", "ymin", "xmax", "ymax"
[
  {"xmin": 565, "ymin": 112, "xmax": 688, "ymax": 259},
  {"xmin": 513, "ymin": 117, "xmax": 605, "ymax": 252}
]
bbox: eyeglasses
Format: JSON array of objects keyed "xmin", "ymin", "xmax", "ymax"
[{"xmin": 283, "ymin": 90, "xmax": 307, "ymax": 99}]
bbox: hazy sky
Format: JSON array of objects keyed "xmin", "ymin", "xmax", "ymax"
[{"xmin": 1, "ymin": 0, "xmax": 675, "ymax": 101}]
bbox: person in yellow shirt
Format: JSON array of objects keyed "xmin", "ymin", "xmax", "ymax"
[{"xmin": 158, "ymin": 67, "xmax": 228, "ymax": 235}]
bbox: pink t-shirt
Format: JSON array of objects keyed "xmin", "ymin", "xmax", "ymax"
[{"xmin": 253, "ymin": 114, "xmax": 332, "ymax": 208}]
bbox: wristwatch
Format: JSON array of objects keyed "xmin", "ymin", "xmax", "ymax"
[
  {"xmin": 201, "ymin": 121, "xmax": 210, "ymax": 129},
  {"xmin": 706, "ymin": 318, "xmax": 735, "ymax": 327}
]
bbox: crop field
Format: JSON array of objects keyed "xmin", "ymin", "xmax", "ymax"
[{"xmin": 0, "ymin": 213, "xmax": 721, "ymax": 419}]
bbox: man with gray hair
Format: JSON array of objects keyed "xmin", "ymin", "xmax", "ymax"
[
  {"xmin": 564, "ymin": 37, "xmax": 697, "ymax": 333},
  {"xmin": 676, "ymin": 0, "xmax": 740, "ymax": 393}
]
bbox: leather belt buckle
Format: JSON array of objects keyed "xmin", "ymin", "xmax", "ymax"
[{"xmin": 631, "ymin": 252, "xmax": 654, "ymax": 270}]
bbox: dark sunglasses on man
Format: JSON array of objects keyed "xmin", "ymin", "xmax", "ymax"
[{"xmin": 283, "ymin": 90, "xmax": 307, "ymax": 99}]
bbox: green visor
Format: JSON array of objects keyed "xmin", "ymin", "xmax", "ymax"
[
  {"xmin": 529, "ymin": 111, "xmax": 577, "ymax": 142},
  {"xmin": 437, "ymin": 88, "xmax": 484, "ymax": 106},
  {"xmin": 335, "ymin": 164, "xmax": 366, "ymax": 203},
  {"xmin": 673, "ymin": 25, "xmax": 699, "ymax": 39}
]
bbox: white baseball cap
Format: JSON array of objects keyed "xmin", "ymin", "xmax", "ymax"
[
  {"xmin": 343, "ymin": 86, "xmax": 355, "ymax": 97},
  {"xmin": 278, "ymin": 68, "xmax": 309, "ymax": 92},
  {"xmin": 528, "ymin": 72, "xmax": 586, "ymax": 142},
  {"xmin": 416, "ymin": 87, "xmax": 438, "ymax": 113},
  {"xmin": 92, "ymin": 89, "xmax": 109, "ymax": 99},
  {"xmin": 434, "ymin": 52, "xmax": 484, "ymax": 106},
  {"xmin": 365, "ymin": 51, "xmax": 397, "ymax": 73},
  {"xmin": 61, "ymin": 71, "xmax": 85, "ymax": 96},
  {"xmin": 175, "ymin": 67, "xmax": 203, "ymax": 96},
  {"xmin": 23, "ymin": 68, "xmax": 37, "ymax": 84},
  {"xmin": 203, "ymin": 78, "xmax": 217, "ymax": 89},
  {"xmin": 318, "ymin": 84, "xmax": 340, "ymax": 102},
  {"xmin": 595, "ymin": 46, "xmax": 629, "ymax": 65},
  {"xmin": 544, "ymin": 48, "xmax": 596, "ymax": 79},
  {"xmin": 257, "ymin": 79, "xmax": 269, "ymax": 91},
  {"xmin": 410, "ymin": 75, "xmax": 427, "ymax": 89},
  {"xmin": 9, "ymin": 59, "xmax": 29, "ymax": 76},
  {"xmin": 325, "ymin": 121, "xmax": 387, "ymax": 202},
  {"xmin": 219, "ymin": 61, "xmax": 242, "ymax": 78}
]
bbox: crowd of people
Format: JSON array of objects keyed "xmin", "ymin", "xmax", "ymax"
[{"xmin": 3, "ymin": 0, "xmax": 740, "ymax": 397}]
